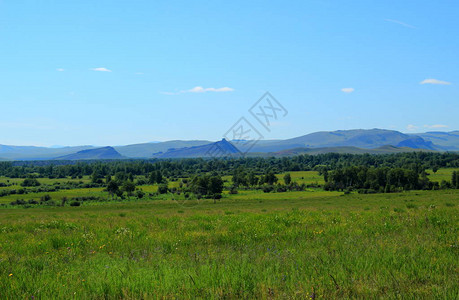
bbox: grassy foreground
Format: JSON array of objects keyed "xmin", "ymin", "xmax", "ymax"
[{"xmin": 0, "ymin": 190, "xmax": 458, "ymax": 299}]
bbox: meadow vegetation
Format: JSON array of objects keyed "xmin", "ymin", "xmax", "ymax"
[
  {"xmin": 0, "ymin": 189, "xmax": 457, "ymax": 298},
  {"xmin": 0, "ymin": 154, "xmax": 458, "ymax": 298}
]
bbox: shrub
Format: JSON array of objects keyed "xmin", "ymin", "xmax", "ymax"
[
  {"xmin": 135, "ymin": 190, "xmax": 145, "ymax": 199},
  {"xmin": 276, "ymin": 185, "xmax": 287, "ymax": 193},
  {"xmin": 21, "ymin": 178, "xmax": 41, "ymax": 187},
  {"xmin": 10, "ymin": 199, "xmax": 27, "ymax": 206},
  {"xmin": 44, "ymin": 200, "xmax": 57, "ymax": 206},
  {"xmin": 262, "ymin": 185, "xmax": 274, "ymax": 193},
  {"xmin": 70, "ymin": 201, "xmax": 81, "ymax": 207},
  {"xmin": 158, "ymin": 184, "xmax": 168, "ymax": 194},
  {"xmin": 40, "ymin": 194, "xmax": 52, "ymax": 202},
  {"xmin": 229, "ymin": 187, "xmax": 238, "ymax": 194}
]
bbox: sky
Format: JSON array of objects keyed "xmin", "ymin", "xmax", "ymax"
[{"xmin": 0, "ymin": 0, "xmax": 458, "ymax": 146}]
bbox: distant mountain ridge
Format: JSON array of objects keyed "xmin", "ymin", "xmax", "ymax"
[
  {"xmin": 114, "ymin": 140, "xmax": 211, "ymax": 158},
  {"xmin": 1, "ymin": 128, "xmax": 458, "ymax": 160},
  {"xmin": 247, "ymin": 129, "xmax": 439, "ymax": 152},
  {"xmin": 153, "ymin": 139, "xmax": 240, "ymax": 158},
  {"xmin": 412, "ymin": 131, "xmax": 459, "ymax": 151},
  {"xmin": 55, "ymin": 147, "xmax": 123, "ymax": 160},
  {"xmin": 270, "ymin": 145, "xmax": 436, "ymax": 157},
  {"xmin": 0, "ymin": 145, "xmax": 94, "ymax": 160}
]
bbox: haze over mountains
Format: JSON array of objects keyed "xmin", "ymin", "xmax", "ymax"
[
  {"xmin": 55, "ymin": 147, "xmax": 124, "ymax": 160},
  {"xmin": 1, "ymin": 129, "xmax": 458, "ymax": 161}
]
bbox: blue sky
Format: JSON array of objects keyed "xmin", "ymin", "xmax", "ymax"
[{"xmin": 0, "ymin": 0, "xmax": 458, "ymax": 146}]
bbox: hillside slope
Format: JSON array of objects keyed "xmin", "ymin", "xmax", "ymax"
[
  {"xmin": 413, "ymin": 131, "xmax": 459, "ymax": 151},
  {"xmin": 114, "ymin": 140, "xmax": 211, "ymax": 158},
  {"xmin": 55, "ymin": 147, "xmax": 124, "ymax": 160},
  {"xmin": 271, "ymin": 145, "xmax": 436, "ymax": 157},
  {"xmin": 153, "ymin": 139, "xmax": 240, "ymax": 158},
  {"xmin": 0, "ymin": 145, "xmax": 94, "ymax": 160},
  {"xmin": 249, "ymin": 129, "xmax": 438, "ymax": 152}
]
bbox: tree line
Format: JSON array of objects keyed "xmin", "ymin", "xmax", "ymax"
[
  {"xmin": 324, "ymin": 166, "xmax": 459, "ymax": 193},
  {"xmin": 1, "ymin": 152, "xmax": 459, "ymax": 179}
]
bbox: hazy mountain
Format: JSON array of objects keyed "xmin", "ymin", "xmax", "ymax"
[
  {"xmin": 55, "ymin": 147, "xmax": 123, "ymax": 160},
  {"xmin": 395, "ymin": 136, "xmax": 437, "ymax": 150},
  {"xmin": 271, "ymin": 145, "xmax": 436, "ymax": 157},
  {"xmin": 114, "ymin": 140, "xmax": 211, "ymax": 158},
  {"xmin": 248, "ymin": 129, "xmax": 439, "ymax": 152},
  {"xmin": 0, "ymin": 145, "xmax": 94, "ymax": 160},
  {"xmin": 0, "ymin": 129, "xmax": 457, "ymax": 160},
  {"xmin": 412, "ymin": 131, "xmax": 459, "ymax": 151},
  {"xmin": 153, "ymin": 139, "xmax": 240, "ymax": 158}
]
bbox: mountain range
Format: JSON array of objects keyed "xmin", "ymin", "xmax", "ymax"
[
  {"xmin": 1, "ymin": 129, "xmax": 458, "ymax": 161},
  {"xmin": 55, "ymin": 147, "xmax": 124, "ymax": 160}
]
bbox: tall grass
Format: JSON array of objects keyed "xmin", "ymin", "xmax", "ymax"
[{"xmin": 0, "ymin": 190, "xmax": 457, "ymax": 298}]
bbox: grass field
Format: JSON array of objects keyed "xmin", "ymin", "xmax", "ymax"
[
  {"xmin": 426, "ymin": 168, "xmax": 459, "ymax": 183},
  {"xmin": 0, "ymin": 176, "xmax": 92, "ymax": 185},
  {"xmin": 0, "ymin": 171, "xmax": 323, "ymax": 204},
  {"xmin": 1, "ymin": 169, "xmax": 454, "ymax": 205},
  {"xmin": 0, "ymin": 188, "xmax": 458, "ymax": 298}
]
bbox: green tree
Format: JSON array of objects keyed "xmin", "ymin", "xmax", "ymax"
[
  {"xmin": 247, "ymin": 172, "xmax": 259, "ymax": 186},
  {"xmin": 232, "ymin": 167, "xmax": 247, "ymax": 187},
  {"xmin": 122, "ymin": 181, "xmax": 136, "ymax": 197},
  {"xmin": 263, "ymin": 171, "xmax": 278, "ymax": 185},
  {"xmin": 156, "ymin": 170, "xmax": 163, "ymax": 184},
  {"xmin": 284, "ymin": 173, "xmax": 292, "ymax": 185},
  {"xmin": 190, "ymin": 175, "xmax": 210, "ymax": 195},
  {"xmin": 107, "ymin": 181, "xmax": 119, "ymax": 199},
  {"xmin": 21, "ymin": 177, "xmax": 41, "ymax": 187},
  {"xmin": 158, "ymin": 183, "xmax": 168, "ymax": 194},
  {"xmin": 148, "ymin": 172, "xmax": 157, "ymax": 184},
  {"xmin": 209, "ymin": 175, "xmax": 224, "ymax": 203},
  {"xmin": 91, "ymin": 171, "xmax": 103, "ymax": 184}
]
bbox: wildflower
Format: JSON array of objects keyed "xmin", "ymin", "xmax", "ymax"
[{"xmin": 9, "ymin": 273, "xmax": 13, "ymax": 277}]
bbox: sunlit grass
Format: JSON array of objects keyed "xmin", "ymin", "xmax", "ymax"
[
  {"xmin": 0, "ymin": 189, "xmax": 458, "ymax": 298},
  {"xmin": 426, "ymin": 168, "xmax": 459, "ymax": 183}
]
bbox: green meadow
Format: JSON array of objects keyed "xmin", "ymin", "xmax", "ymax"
[
  {"xmin": 426, "ymin": 168, "xmax": 459, "ymax": 183},
  {"xmin": 0, "ymin": 185, "xmax": 458, "ymax": 299}
]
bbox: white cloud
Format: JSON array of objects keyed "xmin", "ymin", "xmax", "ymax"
[
  {"xmin": 384, "ymin": 19, "xmax": 416, "ymax": 29},
  {"xmin": 341, "ymin": 88, "xmax": 354, "ymax": 93},
  {"xmin": 162, "ymin": 86, "xmax": 234, "ymax": 95},
  {"xmin": 424, "ymin": 124, "xmax": 449, "ymax": 129},
  {"xmin": 406, "ymin": 124, "xmax": 419, "ymax": 131},
  {"xmin": 56, "ymin": 68, "xmax": 65, "ymax": 72},
  {"xmin": 188, "ymin": 86, "xmax": 234, "ymax": 93},
  {"xmin": 91, "ymin": 67, "xmax": 112, "ymax": 72},
  {"xmin": 420, "ymin": 78, "xmax": 451, "ymax": 85}
]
